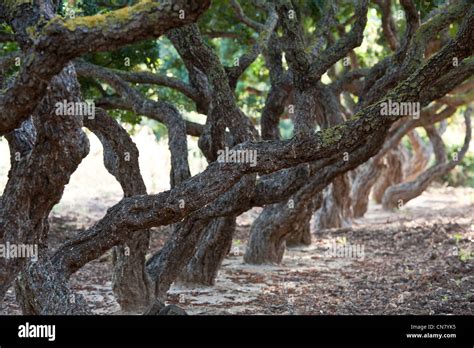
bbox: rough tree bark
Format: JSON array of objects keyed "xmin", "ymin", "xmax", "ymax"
[
  {"xmin": 145, "ymin": 17, "xmax": 271, "ymax": 291},
  {"xmin": 163, "ymin": 9, "xmax": 279, "ymax": 288},
  {"xmin": 0, "ymin": 0, "xmax": 211, "ymax": 135},
  {"xmin": 311, "ymin": 84, "xmax": 354, "ymax": 231},
  {"xmin": 9, "ymin": 62, "xmax": 90, "ymax": 313},
  {"xmin": 177, "ymin": 217, "xmax": 236, "ymax": 286},
  {"xmin": 0, "ymin": 0, "xmax": 210, "ymax": 309},
  {"xmin": 84, "ymin": 110, "xmax": 153, "ymax": 312}
]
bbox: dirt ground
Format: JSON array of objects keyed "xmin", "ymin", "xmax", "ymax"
[{"xmin": 1, "ymin": 185, "xmax": 472, "ymax": 315}]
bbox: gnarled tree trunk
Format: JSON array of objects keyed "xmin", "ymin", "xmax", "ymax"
[
  {"xmin": 177, "ymin": 216, "xmax": 236, "ymax": 286},
  {"xmin": 244, "ymin": 192, "xmax": 323, "ymax": 264},
  {"xmin": 351, "ymin": 158, "xmax": 385, "ymax": 218},
  {"xmin": 372, "ymin": 145, "xmax": 406, "ymax": 203},
  {"xmin": 15, "ymin": 255, "xmax": 91, "ymax": 315},
  {"xmin": 85, "ymin": 110, "xmax": 153, "ymax": 312},
  {"xmin": 314, "ymin": 174, "xmax": 353, "ymax": 229},
  {"xmin": 383, "ymin": 110, "xmax": 471, "ymax": 209},
  {"xmin": 285, "ymin": 218, "xmax": 312, "ymax": 247},
  {"xmin": 403, "ymin": 129, "xmax": 432, "ymax": 181}
]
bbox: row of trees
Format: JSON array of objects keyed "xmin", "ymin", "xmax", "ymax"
[{"xmin": 0, "ymin": 0, "xmax": 472, "ymax": 314}]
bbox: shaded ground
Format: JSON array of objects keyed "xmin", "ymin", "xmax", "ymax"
[{"xmin": 1, "ymin": 185, "xmax": 473, "ymax": 315}]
